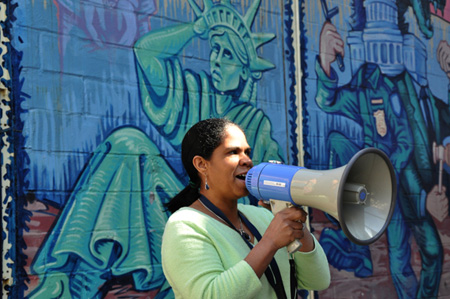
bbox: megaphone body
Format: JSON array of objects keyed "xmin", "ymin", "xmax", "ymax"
[{"xmin": 245, "ymin": 147, "xmax": 397, "ymax": 253}]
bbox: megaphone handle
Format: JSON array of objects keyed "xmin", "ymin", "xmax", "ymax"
[
  {"xmin": 269, "ymin": 199, "xmax": 304, "ymax": 253},
  {"xmin": 287, "ymin": 239, "xmax": 302, "ymax": 253}
]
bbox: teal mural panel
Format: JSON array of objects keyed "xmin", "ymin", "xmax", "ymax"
[
  {"xmin": 5, "ymin": 0, "xmax": 450, "ymax": 297},
  {"xmin": 301, "ymin": 0, "xmax": 450, "ymax": 297},
  {"xmin": 5, "ymin": 0, "xmax": 298, "ymax": 297}
]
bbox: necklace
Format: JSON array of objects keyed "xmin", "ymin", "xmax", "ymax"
[
  {"xmin": 197, "ymin": 195, "xmax": 286, "ymax": 298},
  {"xmin": 238, "ymin": 217, "xmax": 251, "ymax": 241},
  {"xmin": 199, "ymin": 199, "xmax": 251, "ymax": 242}
]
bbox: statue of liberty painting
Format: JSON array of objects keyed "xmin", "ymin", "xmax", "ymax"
[
  {"xmin": 27, "ymin": 0, "xmax": 285, "ymax": 298},
  {"xmin": 133, "ymin": 0, "xmax": 283, "ymax": 165}
]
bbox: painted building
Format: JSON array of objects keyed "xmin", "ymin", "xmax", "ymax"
[{"xmin": 2, "ymin": 0, "xmax": 449, "ymax": 298}]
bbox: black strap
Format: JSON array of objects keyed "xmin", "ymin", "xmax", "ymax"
[
  {"xmin": 290, "ymin": 258, "xmax": 297, "ymax": 299},
  {"xmin": 199, "ymin": 195, "xmax": 287, "ymax": 299}
]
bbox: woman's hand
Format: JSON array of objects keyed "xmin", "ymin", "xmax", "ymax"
[
  {"xmin": 263, "ymin": 207, "xmax": 309, "ymax": 251},
  {"xmin": 244, "ymin": 206, "xmax": 315, "ymax": 278}
]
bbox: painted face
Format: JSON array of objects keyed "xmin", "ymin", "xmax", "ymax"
[
  {"xmin": 209, "ymin": 34, "xmax": 247, "ymax": 92},
  {"xmin": 205, "ymin": 125, "xmax": 253, "ymax": 202}
]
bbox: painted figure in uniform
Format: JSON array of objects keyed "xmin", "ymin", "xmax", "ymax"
[{"xmin": 314, "ymin": 0, "xmax": 450, "ymax": 297}]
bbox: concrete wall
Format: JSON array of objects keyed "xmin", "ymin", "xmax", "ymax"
[{"xmin": 2, "ymin": 0, "xmax": 449, "ymax": 298}]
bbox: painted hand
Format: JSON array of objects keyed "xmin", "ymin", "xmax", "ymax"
[
  {"xmin": 426, "ymin": 185, "xmax": 448, "ymax": 222},
  {"xmin": 437, "ymin": 40, "xmax": 450, "ymax": 81},
  {"xmin": 188, "ymin": 0, "xmax": 209, "ymax": 39},
  {"xmin": 319, "ymin": 21, "xmax": 345, "ymax": 78}
]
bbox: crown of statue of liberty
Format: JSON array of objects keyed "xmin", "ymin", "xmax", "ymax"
[{"xmin": 189, "ymin": 0, "xmax": 276, "ymax": 72}]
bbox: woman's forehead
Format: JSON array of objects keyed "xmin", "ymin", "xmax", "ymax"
[{"xmin": 221, "ymin": 125, "xmax": 249, "ymax": 145}]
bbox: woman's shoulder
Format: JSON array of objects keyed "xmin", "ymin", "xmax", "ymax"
[
  {"xmin": 167, "ymin": 207, "xmax": 207, "ymax": 223},
  {"xmin": 164, "ymin": 207, "xmax": 213, "ymax": 237},
  {"xmin": 238, "ymin": 203, "xmax": 273, "ymax": 220}
]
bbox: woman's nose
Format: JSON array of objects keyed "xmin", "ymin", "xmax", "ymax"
[{"xmin": 241, "ymin": 155, "xmax": 253, "ymax": 167}]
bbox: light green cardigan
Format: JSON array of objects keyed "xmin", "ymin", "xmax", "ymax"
[{"xmin": 161, "ymin": 204, "xmax": 330, "ymax": 298}]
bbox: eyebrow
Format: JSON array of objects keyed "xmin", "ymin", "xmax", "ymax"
[{"xmin": 224, "ymin": 146, "xmax": 252, "ymax": 152}]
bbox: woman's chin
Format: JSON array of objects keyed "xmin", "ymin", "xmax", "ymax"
[{"xmin": 236, "ymin": 180, "xmax": 249, "ymax": 196}]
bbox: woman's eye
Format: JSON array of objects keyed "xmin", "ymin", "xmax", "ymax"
[{"xmin": 228, "ymin": 149, "xmax": 243, "ymax": 155}]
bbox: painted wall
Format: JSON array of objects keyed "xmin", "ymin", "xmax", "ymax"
[
  {"xmin": 302, "ymin": 0, "xmax": 450, "ymax": 297},
  {"xmin": 1, "ymin": 0, "xmax": 449, "ymax": 298}
]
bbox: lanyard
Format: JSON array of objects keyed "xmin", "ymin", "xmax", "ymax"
[{"xmin": 199, "ymin": 195, "xmax": 287, "ymax": 299}]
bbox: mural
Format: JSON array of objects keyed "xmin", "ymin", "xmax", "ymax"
[
  {"xmin": 6, "ymin": 0, "xmax": 297, "ymax": 298},
  {"xmin": 3, "ymin": 0, "xmax": 450, "ymax": 297},
  {"xmin": 302, "ymin": 0, "xmax": 450, "ymax": 297}
]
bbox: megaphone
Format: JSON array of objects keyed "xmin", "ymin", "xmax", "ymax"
[{"xmin": 246, "ymin": 147, "xmax": 397, "ymax": 253}]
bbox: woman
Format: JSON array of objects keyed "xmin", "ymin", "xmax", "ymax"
[{"xmin": 162, "ymin": 118, "xmax": 330, "ymax": 298}]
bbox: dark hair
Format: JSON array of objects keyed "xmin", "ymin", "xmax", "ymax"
[{"xmin": 165, "ymin": 118, "xmax": 239, "ymax": 213}]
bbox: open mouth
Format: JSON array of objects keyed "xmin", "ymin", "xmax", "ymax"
[{"xmin": 236, "ymin": 174, "xmax": 246, "ymax": 180}]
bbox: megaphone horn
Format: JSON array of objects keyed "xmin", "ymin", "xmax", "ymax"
[{"xmin": 246, "ymin": 147, "xmax": 397, "ymax": 253}]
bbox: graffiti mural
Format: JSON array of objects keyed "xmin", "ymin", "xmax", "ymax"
[
  {"xmin": 5, "ymin": 0, "xmax": 297, "ymax": 298},
  {"xmin": 4, "ymin": 0, "xmax": 450, "ymax": 297},
  {"xmin": 302, "ymin": 0, "xmax": 450, "ymax": 297}
]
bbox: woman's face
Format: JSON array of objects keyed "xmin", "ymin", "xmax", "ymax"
[
  {"xmin": 210, "ymin": 34, "xmax": 247, "ymax": 92},
  {"xmin": 205, "ymin": 125, "xmax": 253, "ymax": 202}
]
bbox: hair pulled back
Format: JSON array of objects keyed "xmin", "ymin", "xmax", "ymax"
[{"xmin": 165, "ymin": 118, "xmax": 238, "ymax": 213}]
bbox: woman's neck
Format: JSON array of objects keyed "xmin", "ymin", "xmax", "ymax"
[{"xmin": 199, "ymin": 192, "xmax": 240, "ymax": 224}]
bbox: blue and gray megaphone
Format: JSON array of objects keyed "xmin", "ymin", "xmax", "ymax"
[{"xmin": 246, "ymin": 148, "xmax": 397, "ymax": 253}]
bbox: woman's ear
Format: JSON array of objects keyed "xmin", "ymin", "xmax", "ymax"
[{"xmin": 192, "ymin": 155, "xmax": 208, "ymax": 174}]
